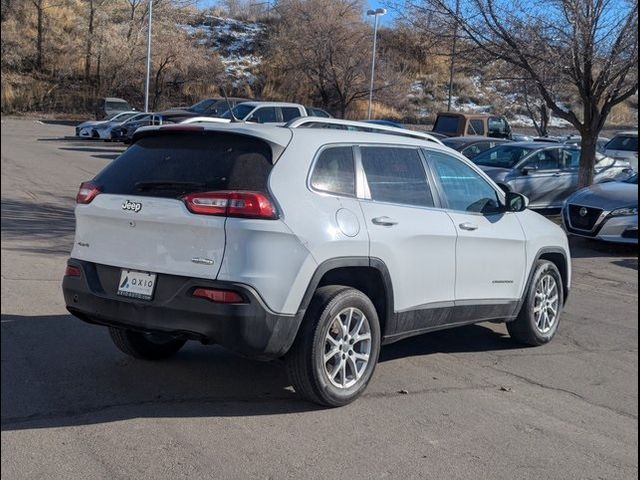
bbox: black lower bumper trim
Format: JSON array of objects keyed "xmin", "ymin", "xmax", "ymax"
[{"xmin": 62, "ymin": 259, "xmax": 301, "ymax": 360}]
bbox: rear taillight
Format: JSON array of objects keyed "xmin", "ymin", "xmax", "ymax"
[
  {"xmin": 192, "ymin": 288, "xmax": 245, "ymax": 304},
  {"xmin": 183, "ymin": 191, "xmax": 277, "ymax": 219},
  {"xmin": 64, "ymin": 265, "xmax": 81, "ymax": 277},
  {"xmin": 76, "ymin": 181, "xmax": 101, "ymax": 204}
]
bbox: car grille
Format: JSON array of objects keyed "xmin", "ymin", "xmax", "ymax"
[{"xmin": 568, "ymin": 204, "xmax": 604, "ymax": 231}]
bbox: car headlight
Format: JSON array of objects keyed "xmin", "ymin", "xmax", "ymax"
[{"xmin": 610, "ymin": 207, "xmax": 638, "ymax": 217}]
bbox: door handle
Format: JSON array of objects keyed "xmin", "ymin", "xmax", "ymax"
[
  {"xmin": 372, "ymin": 216, "xmax": 398, "ymax": 227},
  {"xmin": 459, "ymin": 222, "xmax": 478, "ymax": 231}
]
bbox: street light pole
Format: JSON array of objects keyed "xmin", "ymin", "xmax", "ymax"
[
  {"xmin": 144, "ymin": 0, "xmax": 153, "ymax": 113},
  {"xmin": 367, "ymin": 8, "xmax": 386, "ymax": 120},
  {"xmin": 447, "ymin": 0, "xmax": 460, "ymax": 112}
]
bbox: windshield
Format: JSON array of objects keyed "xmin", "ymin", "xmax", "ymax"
[
  {"xmin": 189, "ymin": 99, "xmax": 217, "ymax": 113},
  {"xmin": 625, "ymin": 173, "xmax": 638, "ymax": 185},
  {"xmin": 109, "ymin": 112, "xmax": 137, "ymax": 123},
  {"xmin": 606, "ymin": 135, "xmax": 638, "ymax": 152},
  {"xmin": 122, "ymin": 113, "xmax": 150, "ymax": 124},
  {"xmin": 473, "ymin": 145, "xmax": 536, "ymax": 169},
  {"xmin": 221, "ymin": 104, "xmax": 254, "ymax": 120},
  {"xmin": 442, "ymin": 138, "xmax": 468, "ymax": 150}
]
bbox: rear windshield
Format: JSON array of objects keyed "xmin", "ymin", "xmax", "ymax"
[
  {"xmin": 106, "ymin": 101, "xmax": 129, "ymax": 111},
  {"xmin": 473, "ymin": 145, "xmax": 536, "ymax": 169},
  {"xmin": 606, "ymin": 135, "xmax": 638, "ymax": 152},
  {"xmin": 433, "ymin": 116, "xmax": 460, "ymax": 135},
  {"xmin": 93, "ymin": 133, "xmax": 273, "ymax": 198}
]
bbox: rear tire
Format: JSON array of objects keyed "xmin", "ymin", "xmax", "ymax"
[
  {"xmin": 286, "ymin": 286, "xmax": 381, "ymax": 407},
  {"xmin": 108, "ymin": 327, "xmax": 186, "ymax": 360},
  {"xmin": 507, "ymin": 260, "xmax": 564, "ymax": 346}
]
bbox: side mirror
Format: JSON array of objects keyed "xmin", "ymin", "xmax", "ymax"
[
  {"xmin": 505, "ymin": 192, "xmax": 529, "ymax": 212},
  {"xmin": 522, "ymin": 165, "xmax": 538, "ymax": 175}
]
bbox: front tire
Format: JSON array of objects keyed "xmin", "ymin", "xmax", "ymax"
[
  {"xmin": 109, "ymin": 327, "xmax": 186, "ymax": 360},
  {"xmin": 508, "ymin": 260, "xmax": 564, "ymax": 346},
  {"xmin": 286, "ymin": 286, "xmax": 381, "ymax": 407}
]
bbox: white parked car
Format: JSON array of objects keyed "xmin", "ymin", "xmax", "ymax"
[
  {"xmin": 63, "ymin": 120, "xmax": 571, "ymax": 407},
  {"xmin": 75, "ymin": 111, "xmax": 137, "ymax": 138},
  {"xmin": 604, "ymin": 131, "xmax": 638, "ymax": 171},
  {"xmin": 220, "ymin": 101, "xmax": 331, "ymax": 123},
  {"xmin": 93, "ymin": 112, "xmax": 154, "ymax": 140}
]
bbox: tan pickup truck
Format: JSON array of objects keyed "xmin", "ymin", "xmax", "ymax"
[{"xmin": 432, "ymin": 112, "xmax": 513, "ymax": 139}]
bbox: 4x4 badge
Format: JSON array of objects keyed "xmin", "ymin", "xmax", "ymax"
[{"xmin": 122, "ymin": 200, "xmax": 142, "ymax": 213}]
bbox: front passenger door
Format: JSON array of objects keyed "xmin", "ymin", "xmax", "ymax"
[
  {"xmin": 513, "ymin": 148, "xmax": 565, "ymax": 207},
  {"xmin": 426, "ymin": 151, "xmax": 526, "ymax": 305}
]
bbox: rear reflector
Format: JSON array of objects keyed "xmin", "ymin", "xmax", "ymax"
[
  {"xmin": 183, "ymin": 191, "xmax": 277, "ymax": 219},
  {"xmin": 64, "ymin": 265, "xmax": 82, "ymax": 277},
  {"xmin": 76, "ymin": 181, "xmax": 101, "ymax": 204},
  {"xmin": 192, "ymin": 288, "xmax": 245, "ymax": 304}
]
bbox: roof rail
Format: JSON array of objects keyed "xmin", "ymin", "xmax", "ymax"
[
  {"xmin": 180, "ymin": 116, "xmax": 232, "ymax": 125},
  {"xmin": 285, "ymin": 117, "xmax": 444, "ymax": 145}
]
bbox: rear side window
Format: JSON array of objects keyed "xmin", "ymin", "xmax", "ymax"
[
  {"xmin": 249, "ymin": 107, "xmax": 278, "ymax": 123},
  {"xmin": 606, "ymin": 135, "xmax": 638, "ymax": 152},
  {"xmin": 93, "ymin": 133, "xmax": 273, "ymax": 198},
  {"xmin": 467, "ymin": 119, "xmax": 486, "ymax": 135},
  {"xmin": 310, "ymin": 147, "xmax": 356, "ymax": 196},
  {"xmin": 361, "ymin": 147, "xmax": 434, "ymax": 207},
  {"xmin": 281, "ymin": 107, "xmax": 302, "ymax": 122}
]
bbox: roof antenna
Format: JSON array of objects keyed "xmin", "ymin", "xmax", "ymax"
[{"xmin": 221, "ymin": 86, "xmax": 241, "ymax": 123}]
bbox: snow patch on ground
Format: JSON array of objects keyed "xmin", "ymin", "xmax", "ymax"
[{"xmin": 510, "ymin": 114, "xmax": 572, "ymax": 128}]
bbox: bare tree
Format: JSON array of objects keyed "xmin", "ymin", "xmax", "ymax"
[
  {"xmin": 522, "ymin": 81, "xmax": 551, "ymax": 137},
  {"xmin": 267, "ymin": 0, "xmax": 403, "ymax": 117},
  {"xmin": 409, "ymin": 0, "xmax": 638, "ymax": 187}
]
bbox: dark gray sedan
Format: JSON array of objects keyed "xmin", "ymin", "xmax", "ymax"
[
  {"xmin": 442, "ymin": 136, "xmax": 511, "ymax": 159},
  {"xmin": 562, "ymin": 174, "xmax": 638, "ymax": 244},
  {"xmin": 473, "ymin": 142, "xmax": 634, "ymax": 209}
]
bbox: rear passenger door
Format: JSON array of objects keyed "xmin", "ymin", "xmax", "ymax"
[{"xmin": 358, "ymin": 146, "xmax": 458, "ymax": 323}]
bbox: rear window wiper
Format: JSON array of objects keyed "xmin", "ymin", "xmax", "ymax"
[{"xmin": 135, "ymin": 181, "xmax": 207, "ymax": 192}]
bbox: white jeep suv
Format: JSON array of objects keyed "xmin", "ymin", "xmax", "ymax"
[{"xmin": 63, "ymin": 121, "xmax": 571, "ymax": 406}]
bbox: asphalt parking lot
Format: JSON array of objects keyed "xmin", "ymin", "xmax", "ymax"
[{"xmin": 1, "ymin": 117, "xmax": 638, "ymax": 480}]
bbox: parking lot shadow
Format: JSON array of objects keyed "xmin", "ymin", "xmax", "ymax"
[
  {"xmin": 1, "ymin": 198, "xmax": 75, "ymax": 255},
  {"xmin": 569, "ymin": 236, "xmax": 638, "ymax": 259},
  {"xmin": 1, "ymin": 313, "xmax": 518, "ymax": 431}
]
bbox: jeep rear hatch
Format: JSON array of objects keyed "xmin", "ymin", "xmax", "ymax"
[{"xmin": 71, "ymin": 131, "xmax": 279, "ymax": 279}]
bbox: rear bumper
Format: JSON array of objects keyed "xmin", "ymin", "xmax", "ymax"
[{"xmin": 62, "ymin": 259, "xmax": 301, "ymax": 360}]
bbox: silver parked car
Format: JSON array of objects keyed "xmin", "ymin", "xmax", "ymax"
[
  {"xmin": 563, "ymin": 174, "xmax": 638, "ymax": 244},
  {"xmin": 75, "ymin": 111, "xmax": 137, "ymax": 138},
  {"xmin": 473, "ymin": 142, "xmax": 634, "ymax": 209},
  {"xmin": 604, "ymin": 131, "xmax": 638, "ymax": 171}
]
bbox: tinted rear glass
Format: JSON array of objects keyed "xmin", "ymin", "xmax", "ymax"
[
  {"xmin": 606, "ymin": 135, "xmax": 638, "ymax": 152},
  {"xmin": 94, "ymin": 133, "xmax": 273, "ymax": 198},
  {"xmin": 106, "ymin": 101, "xmax": 129, "ymax": 110},
  {"xmin": 433, "ymin": 116, "xmax": 460, "ymax": 135}
]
